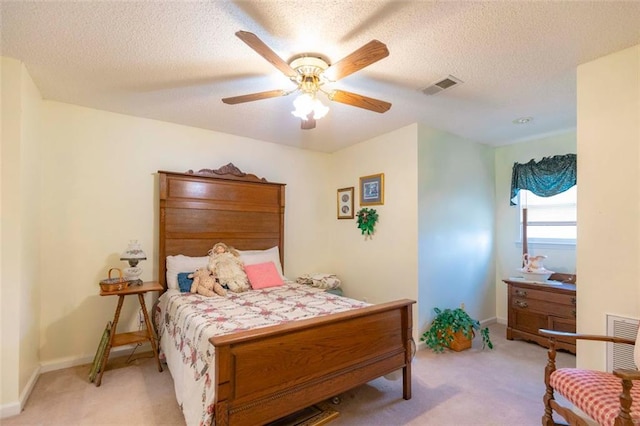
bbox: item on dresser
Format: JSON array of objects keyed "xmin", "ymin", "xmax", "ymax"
[
  {"xmin": 520, "ymin": 269, "xmax": 554, "ymax": 282},
  {"xmin": 520, "ymin": 254, "xmax": 553, "ymax": 281},
  {"xmin": 296, "ymin": 273, "xmax": 342, "ymax": 289},
  {"xmin": 523, "ymin": 253, "xmax": 547, "ymax": 270},
  {"xmin": 503, "ymin": 277, "xmax": 577, "ymax": 354}
]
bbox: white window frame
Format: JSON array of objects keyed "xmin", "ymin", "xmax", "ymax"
[{"xmin": 518, "ymin": 186, "xmax": 577, "ymax": 247}]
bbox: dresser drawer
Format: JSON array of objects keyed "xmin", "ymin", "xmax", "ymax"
[
  {"xmin": 510, "ymin": 286, "xmax": 576, "ymax": 307},
  {"xmin": 549, "ymin": 315, "xmax": 576, "ymax": 334},
  {"xmin": 511, "ymin": 309, "xmax": 575, "ymax": 343},
  {"xmin": 511, "ymin": 297, "xmax": 576, "ymax": 319}
]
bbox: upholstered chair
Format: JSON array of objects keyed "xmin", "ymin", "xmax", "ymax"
[{"xmin": 540, "ymin": 327, "xmax": 640, "ymax": 425}]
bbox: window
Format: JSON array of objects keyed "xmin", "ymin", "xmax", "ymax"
[{"xmin": 519, "ymin": 186, "xmax": 576, "ymax": 244}]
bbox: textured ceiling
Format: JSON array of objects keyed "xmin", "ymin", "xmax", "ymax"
[{"xmin": 2, "ymin": 1, "xmax": 639, "ymax": 153}]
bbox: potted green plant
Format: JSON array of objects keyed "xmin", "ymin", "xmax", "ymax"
[{"xmin": 420, "ymin": 307, "xmax": 494, "ymax": 353}]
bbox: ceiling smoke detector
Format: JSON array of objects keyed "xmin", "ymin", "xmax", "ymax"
[{"xmin": 422, "ymin": 75, "xmax": 463, "ymax": 96}]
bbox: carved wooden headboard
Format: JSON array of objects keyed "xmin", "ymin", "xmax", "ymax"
[{"xmin": 158, "ymin": 163, "xmax": 285, "ymax": 290}]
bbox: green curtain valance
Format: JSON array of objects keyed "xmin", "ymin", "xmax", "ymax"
[{"xmin": 510, "ymin": 154, "xmax": 576, "ymax": 206}]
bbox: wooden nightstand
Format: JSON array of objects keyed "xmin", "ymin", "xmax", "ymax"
[{"xmin": 96, "ymin": 281, "xmax": 163, "ymax": 386}]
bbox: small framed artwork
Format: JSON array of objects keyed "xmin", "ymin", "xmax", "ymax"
[
  {"xmin": 359, "ymin": 173, "xmax": 384, "ymax": 206},
  {"xmin": 337, "ymin": 187, "xmax": 354, "ymax": 219}
]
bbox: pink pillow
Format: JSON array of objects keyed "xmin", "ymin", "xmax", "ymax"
[{"xmin": 245, "ymin": 261, "xmax": 284, "ymax": 289}]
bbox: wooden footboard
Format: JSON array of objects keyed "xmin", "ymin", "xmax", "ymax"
[{"xmin": 210, "ymin": 299, "xmax": 415, "ymax": 426}]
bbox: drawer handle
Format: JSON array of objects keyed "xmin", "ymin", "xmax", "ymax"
[
  {"xmin": 515, "ymin": 290, "xmax": 528, "ymax": 297},
  {"xmin": 515, "ymin": 300, "xmax": 528, "ymax": 308},
  {"xmin": 571, "ymin": 297, "xmax": 577, "ymax": 305}
]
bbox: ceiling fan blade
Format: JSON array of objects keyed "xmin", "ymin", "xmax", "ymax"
[
  {"xmin": 323, "ymin": 40, "xmax": 389, "ymax": 81},
  {"xmin": 301, "ymin": 113, "xmax": 316, "ymax": 130},
  {"xmin": 222, "ymin": 89, "xmax": 286, "ymax": 105},
  {"xmin": 235, "ymin": 31, "xmax": 298, "ymax": 78},
  {"xmin": 329, "ymin": 90, "xmax": 391, "ymax": 113}
]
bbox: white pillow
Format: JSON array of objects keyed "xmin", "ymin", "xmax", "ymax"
[
  {"xmin": 237, "ymin": 246, "xmax": 285, "ymax": 279},
  {"xmin": 166, "ymin": 255, "xmax": 209, "ymax": 289}
]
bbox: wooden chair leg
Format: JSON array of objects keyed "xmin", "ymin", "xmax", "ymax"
[
  {"xmin": 542, "ymin": 338, "xmax": 557, "ymax": 426},
  {"xmin": 614, "ymin": 378, "xmax": 634, "ymax": 426}
]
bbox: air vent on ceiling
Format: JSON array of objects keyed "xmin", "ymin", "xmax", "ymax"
[{"xmin": 422, "ymin": 75, "xmax": 463, "ymax": 96}]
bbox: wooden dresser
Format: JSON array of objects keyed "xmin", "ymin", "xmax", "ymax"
[{"xmin": 503, "ymin": 276, "xmax": 577, "ymax": 354}]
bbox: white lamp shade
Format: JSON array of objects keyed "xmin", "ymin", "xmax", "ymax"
[
  {"xmin": 291, "ymin": 93, "xmax": 329, "ymax": 120},
  {"xmin": 120, "ymin": 240, "xmax": 146, "ymax": 260}
]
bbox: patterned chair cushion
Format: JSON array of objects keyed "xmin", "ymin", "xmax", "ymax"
[{"xmin": 551, "ymin": 368, "xmax": 640, "ymax": 426}]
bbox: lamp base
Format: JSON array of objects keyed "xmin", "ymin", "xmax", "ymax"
[{"xmin": 123, "ymin": 266, "xmax": 143, "ymax": 285}]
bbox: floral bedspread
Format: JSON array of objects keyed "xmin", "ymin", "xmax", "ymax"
[{"xmin": 155, "ymin": 283, "xmax": 368, "ymax": 426}]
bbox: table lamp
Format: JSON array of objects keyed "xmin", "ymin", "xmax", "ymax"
[{"xmin": 120, "ymin": 240, "xmax": 146, "ymax": 285}]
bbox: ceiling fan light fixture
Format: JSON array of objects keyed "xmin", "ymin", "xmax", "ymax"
[
  {"xmin": 312, "ymin": 99, "xmax": 329, "ymax": 119},
  {"xmin": 225, "ymin": 31, "xmax": 392, "ymax": 128},
  {"xmin": 300, "ymin": 75, "xmax": 320, "ymax": 93},
  {"xmin": 291, "ymin": 93, "xmax": 328, "ymax": 120}
]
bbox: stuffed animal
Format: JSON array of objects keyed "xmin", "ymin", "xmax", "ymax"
[
  {"xmin": 208, "ymin": 242, "xmax": 250, "ymax": 293},
  {"xmin": 189, "ymin": 268, "xmax": 227, "ymax": 297}
]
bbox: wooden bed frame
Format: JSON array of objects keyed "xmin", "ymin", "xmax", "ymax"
[{"xmin": 158, "ymin": 164, "xmax": 415, "ymax": 426}]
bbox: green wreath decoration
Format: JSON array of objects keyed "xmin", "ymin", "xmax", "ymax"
[{"xmin": 356, "ymin": 208, "xmax": 378, "ymax": 237}]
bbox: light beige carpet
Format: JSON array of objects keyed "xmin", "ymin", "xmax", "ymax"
[{"xmin": 3, "ymin": 324, "xmax": 575, "ymax": 425}]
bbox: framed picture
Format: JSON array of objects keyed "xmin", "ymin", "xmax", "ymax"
[
  {"xmin": 359, "ymin": 173, "xmax": 384, "ymax": 206},
  {"xmin": 337, "ymin": 187, "xmax": 354, "ymax": 219}
]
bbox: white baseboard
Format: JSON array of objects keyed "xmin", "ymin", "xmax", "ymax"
[
  {"xmin": 0, "ymin": 401, "xmax": 21, "ymax": 419},
  {"xmin": 40, "ymin": 344, "xmax": 146, "ymax": 373},
  {"xmin": 0, "ymin": 365, "xmax": 40, "ymax": 419},
  {"xmin": 480, "ymin": 316, "xmax": 498, "ymax": 326},
  {"xmin": 416, "ymin": 339, "xmax": 427, "ymax": 351},
  {"xmin": 1, "ymin": 344, "xmax": 146, "ymax": 419}
]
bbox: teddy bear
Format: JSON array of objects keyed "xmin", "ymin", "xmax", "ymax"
[
  {"xmin": 189, "ymin": 268, "xmax": 227, "ymax": 297},
  {"xmin": 208, "ymin": 242, "xmax": 250, "ymax": 293}
]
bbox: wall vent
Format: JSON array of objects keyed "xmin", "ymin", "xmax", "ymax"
[
  {"xmin": 422, "ymin": 75, "xmax": 463, "ymax": 96},
  {"xmin": 606, "ymin": 314, "xmax": 639, "ymax": 372}
]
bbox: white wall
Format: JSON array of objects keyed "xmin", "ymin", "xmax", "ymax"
[
  {"xmin": 1, "ymin": 56, "xmax": 22, "ymax": 415},
  {"xmin": 417, "ymin": 125, "xmax": 495, "ymax": 334},
  {"xmin": 576, "ymin": 44, "xmax": 640, "ymax": 370},
  {"xmin": 493, "ymin": 132, "xmax": 576, "ymax": 323},
  {"xmin": 38, "ymin": 101, "xmax": 333, "ymax": 366},
  {"xmin": 330, "ymin": 124, "xmax": 418, "ymax": 308},
  {"xmin": 0, "ymin": 57, "xmax": 42, "ymax": 416},
  {"xmin": 19, "ymin": 55, "xmax": 42, "ymax": 408}
]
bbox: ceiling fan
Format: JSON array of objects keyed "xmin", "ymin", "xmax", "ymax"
[{"xmin": 222, "ymin": 31, "xmax": 392, "ymax": 130}]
